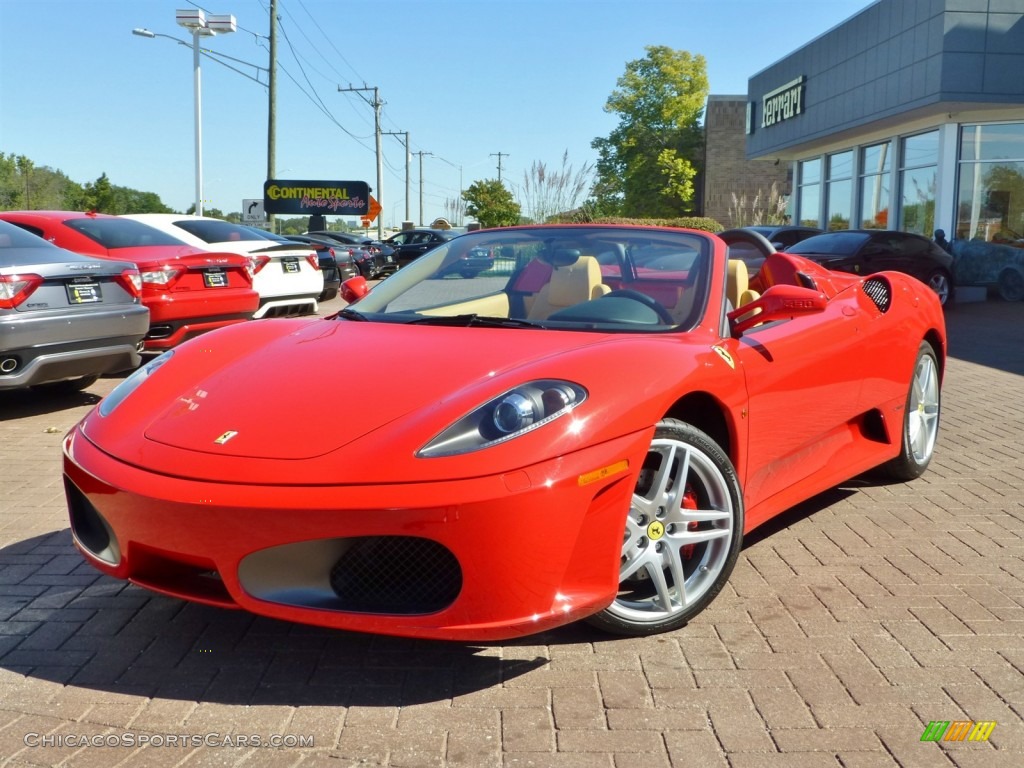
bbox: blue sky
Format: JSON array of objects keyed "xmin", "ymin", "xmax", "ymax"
[{"xmin": 1, "ymin": 0, "xmax": 872, "ymax": 226}]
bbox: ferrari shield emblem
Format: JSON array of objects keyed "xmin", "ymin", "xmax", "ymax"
[
  {"xmin": 214, "ymin": 430, "xmax": 239, "ymax": 445},
  {"xmin": 712, "ymin": 346, "xmax": 735, "ymax": 369}
]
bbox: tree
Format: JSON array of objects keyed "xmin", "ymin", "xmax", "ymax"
[
  {"xmin": 590, "ymin": 46, "xmax": 708, "ymax": 218},
  {"xmin": 519, "ymin": 150, "xmax": 593, "ymax": 223},
  {"xmin": 462, "ymin": 179, "xmax": 521, "ymax": 228}
]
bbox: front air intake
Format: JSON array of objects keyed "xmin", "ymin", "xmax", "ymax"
[
  {"xmin": 863, "ymin": 277, "xmax": 892, "ymax": 313},
  {"xmin": 329, "ymin": 536, "xmax": 462, "ymax": 614}
]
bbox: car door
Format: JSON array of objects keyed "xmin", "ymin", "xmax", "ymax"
[{"xmin": 725, "ymin": 290, "xmax": 866, "ymax": 508}]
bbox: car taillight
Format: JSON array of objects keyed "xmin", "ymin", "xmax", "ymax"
[
  {"xmin": 116, "ymin": 268, "xmax": 143, "ymax": 299},
  {"xmin": 251, "ymin": 255, "xmax": 271, "ymax": 274},
  {"xmin": 0, "ymin": 273, "xmax": 44, "ymax": 309},
  {"xmin": 140, "ymin": 266, "xmax": 185, "ymax": 290},
  {"xmin": 306, "ymin": 254, "xmax": 320, "ymax": 271}
]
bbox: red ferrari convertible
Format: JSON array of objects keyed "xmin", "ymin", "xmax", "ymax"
[{"xmin": 62, "ymin": 225, "xmax": 945, "ymax": 640}]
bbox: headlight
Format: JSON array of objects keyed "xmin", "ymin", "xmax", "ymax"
[
  {"xmin": 418, "ymin": 380, "xmax": 587, "ymax": 457},
  {"xmin": 98, "ymin": 351, "xmax": 174, "ymax": 417}
]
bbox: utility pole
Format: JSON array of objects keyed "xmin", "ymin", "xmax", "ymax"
[
  {"xmin": 491, "ymin": 152, "xmax": 509, "ymax": 183},
  {"xmin": 267, "ymin": 0, "xmax": 277, "ymax": 231},
  {"xmin": 414, "ymin": 151, "xmax": 433, "ymax": 225},
  {"xmin": 384, "ymin": 130, "xmax": 409, "ymax": 223},
  {"xmin": 338, "ymin": 84, "xmax": 384, "ymax": 239}
]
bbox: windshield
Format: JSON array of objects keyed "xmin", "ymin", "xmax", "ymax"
[{"xmin": 346, "ymin": 226, "xmax": 711, "ymax": 332}]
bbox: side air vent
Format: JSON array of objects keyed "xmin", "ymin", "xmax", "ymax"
[{"xmin": 863, "ymin": 277, "xmax": 892, "ymax": 313}]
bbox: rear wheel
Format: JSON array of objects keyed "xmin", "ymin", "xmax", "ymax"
[
  {"xmin": 587, "ymin": 419, "xmax": 744, "ymax": 636},
  {"xmin": 926, "ymin": 269, "xmax": 953, "ymax": 307},
  {"xmin": 997, "ymin": 268, "xmax": 1024, "ymax": 302},
  {"xmin": 881, "ymin": 341, "xmax": 940, "ymax": 480}
]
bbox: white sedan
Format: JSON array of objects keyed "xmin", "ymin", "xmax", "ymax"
[{"xmin": 122, "ymin": 214, "xmax": 323, "ymax": 319}]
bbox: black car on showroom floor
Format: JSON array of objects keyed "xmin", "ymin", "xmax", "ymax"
[{"xmin": 786, "ymin": 229, "xmax": 956, "ymax": 307}]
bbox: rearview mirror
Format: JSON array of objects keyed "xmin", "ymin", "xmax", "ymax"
[
  {"xmin": 728, "ymin": 284, "xmax": 826, "ymax": 335},
  {"xmin": 340, "ymin": 276, "xmax": 369, "ymax": 303}
]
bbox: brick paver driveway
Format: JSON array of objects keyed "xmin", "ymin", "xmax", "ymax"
[{"xmin": 1, "ymin": 300, "xmax": 1021, "ymax": 767}]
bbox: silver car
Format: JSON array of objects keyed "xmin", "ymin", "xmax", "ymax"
[{"xmin": 0, "ymin": 219, "xmax": 149, "ymax": 392}]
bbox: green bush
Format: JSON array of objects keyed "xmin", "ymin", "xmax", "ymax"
[{"xmin": 548, "ymin": 214, "xmax": 724, "ymax": 233}]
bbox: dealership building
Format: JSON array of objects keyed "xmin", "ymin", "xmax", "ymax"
[{"xmin": 706, "ymin": 0, "xmax": 1024, "ymax": 299}]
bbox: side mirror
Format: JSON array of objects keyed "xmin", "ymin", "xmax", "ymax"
[
  {"xmin": 728, "ymin": 284, "xmax": 827, "ymax": 335},
  {"xmin": 340, "ymin": 276, "xmax": 369, "ymax": 303}
]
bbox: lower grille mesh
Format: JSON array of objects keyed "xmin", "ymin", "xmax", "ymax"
[{"xmin": 329, "ymin": 536, "xmax": 462, "ymax": 614}]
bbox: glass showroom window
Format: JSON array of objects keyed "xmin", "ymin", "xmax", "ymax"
[
  {"xmin": 860, "ymin": 142, "xmax": 891, "ymax": 228},
  {"xmin": 957, "ymin": 123, "xmax": 1024, "ymax": 242},
  {"xmin": 826, "ymin": 151, "xmax": 853, "ymax": 230},
  {"xmin": 797, "ymin": 158, "xmax": 821, "ymax": 227},
  {"xmin": 954, "ymin": 123, "xmax": 1024, "ymax": 301},
  {"xmin": 899, "ymin": 131, "xmax": 938, "ymax": 236}
]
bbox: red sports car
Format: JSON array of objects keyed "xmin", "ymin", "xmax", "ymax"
[
  {"xmin": 0, "ymin": 211, "xmax": 259, "ymax": 351},
  {"xmin": 62, "ymin": 225, "xmax": 945, "ymax": 640}
]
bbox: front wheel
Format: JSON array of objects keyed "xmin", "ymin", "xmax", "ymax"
[
  {"xmin": 587, "ymin": 419, "xmax": 744, "ymax": 636},
  {"xmin": 880, "ymin": 341, "xmax": 940, "ymax": 481}
]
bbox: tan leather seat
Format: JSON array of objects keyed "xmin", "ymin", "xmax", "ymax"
[
  {"xmin": 527, "ymin": 256, "xmax": 610, "ymax": 320},
  {"xmin": 727, "ymin": 259, "xmax": 760, "ymax": 309}
]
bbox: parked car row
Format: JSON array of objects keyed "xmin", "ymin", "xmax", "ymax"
[
  {"xmin": 0, "ymin": 211, "xmax": 330, "ymax": 394},
  {"xmin": 0, "ymin": 218, "xmax": 149, "ymax": 392}
]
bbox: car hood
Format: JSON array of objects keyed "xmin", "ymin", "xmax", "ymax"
[{"xmin": 85, "ymin": 317, "xmax": 622, "ymax": 460}]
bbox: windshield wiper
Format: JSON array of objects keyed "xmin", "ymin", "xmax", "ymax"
[
  {"xmin": 337, "ymin": 307, "xmax": 368, "ymax": 321},
  {"xmin": 408, "ymin": 313, "xmax": 544, "ymax": 329}
]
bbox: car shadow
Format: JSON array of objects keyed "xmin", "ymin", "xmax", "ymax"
[
  {"xmin": 0, "ymin": 387, "xmax": 103, "ymax": 422},
  {"xmin": 0, "ymin": 530, "xmax": 547, "ymax": 706}
]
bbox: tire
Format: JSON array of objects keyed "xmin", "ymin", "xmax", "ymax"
[
  {"xmin": 587, "ymin": 419, "xmax": 744, "ymax": 636},
  {"xmin": 997, "ymin": 268, "xmax": 1024, "ymax": 302},
  {"xmin": 880, "ymin": 340, "xmax": 940, "ymax": 481},
  {"xmin": 926, "ymin": 269, "xmax": 953, "ymax": 307}
]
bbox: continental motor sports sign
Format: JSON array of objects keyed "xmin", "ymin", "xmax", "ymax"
[{"xmin": 263, "ymin": 180, "xmax": 370, "ymax": 215}]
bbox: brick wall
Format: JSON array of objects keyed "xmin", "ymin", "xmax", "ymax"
[{"xmin": 703, "ymin": 96, "xmax": 790, "ymax": 229}]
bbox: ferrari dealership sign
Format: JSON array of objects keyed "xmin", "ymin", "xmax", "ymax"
[
  {"xmin": 760, "ymin": 76, "xmax": 805, "ymax": 128},
  {"xmin": 263, "ymin": 180, "xmax": 370, "ymax": 215}
]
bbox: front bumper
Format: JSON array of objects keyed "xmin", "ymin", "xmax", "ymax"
[{"xmin": 63, "ymin": 427, "xmax": 648, "ymax": 640}]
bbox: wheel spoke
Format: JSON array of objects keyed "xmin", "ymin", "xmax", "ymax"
[
  {"xmin": 672, "ymin": 525, "xmax": 731, "ymax": 545},
  {"xmin": 646, "ymin": 558, "xmax": 676, "ymax": 612}
]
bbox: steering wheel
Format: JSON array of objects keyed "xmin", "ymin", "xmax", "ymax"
[{"xmin": 603, "ymin": 289, "xmax": 675, "ymax": 324}]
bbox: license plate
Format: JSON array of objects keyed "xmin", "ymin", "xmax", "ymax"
[
  {"xmin": 386, "ymin": 255, "xmax": 393, "ymax": 262},
  {"xmin": 66, "ymin": 281, "xmax": 101, "ymax": 304},
  {"xmin": 203, "ymin": 269, "xmax": 228, "ymax": 287},
  {"xmin": 282, "ymin": 258, "xmax": 300, "ymax": 274}
]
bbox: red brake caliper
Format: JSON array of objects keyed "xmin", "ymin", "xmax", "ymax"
[{"xmin": 682, "ymin": 485, "xmax": 699, "ymax": 560}]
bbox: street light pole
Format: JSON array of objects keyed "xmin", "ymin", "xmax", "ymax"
[
  {"xmin": 189, "ymin": 26, "xmax": 204, "ymax": 216},
  {"xmin": 174, "ymin": 9, "xmax": 236, "ymax": 217}
]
